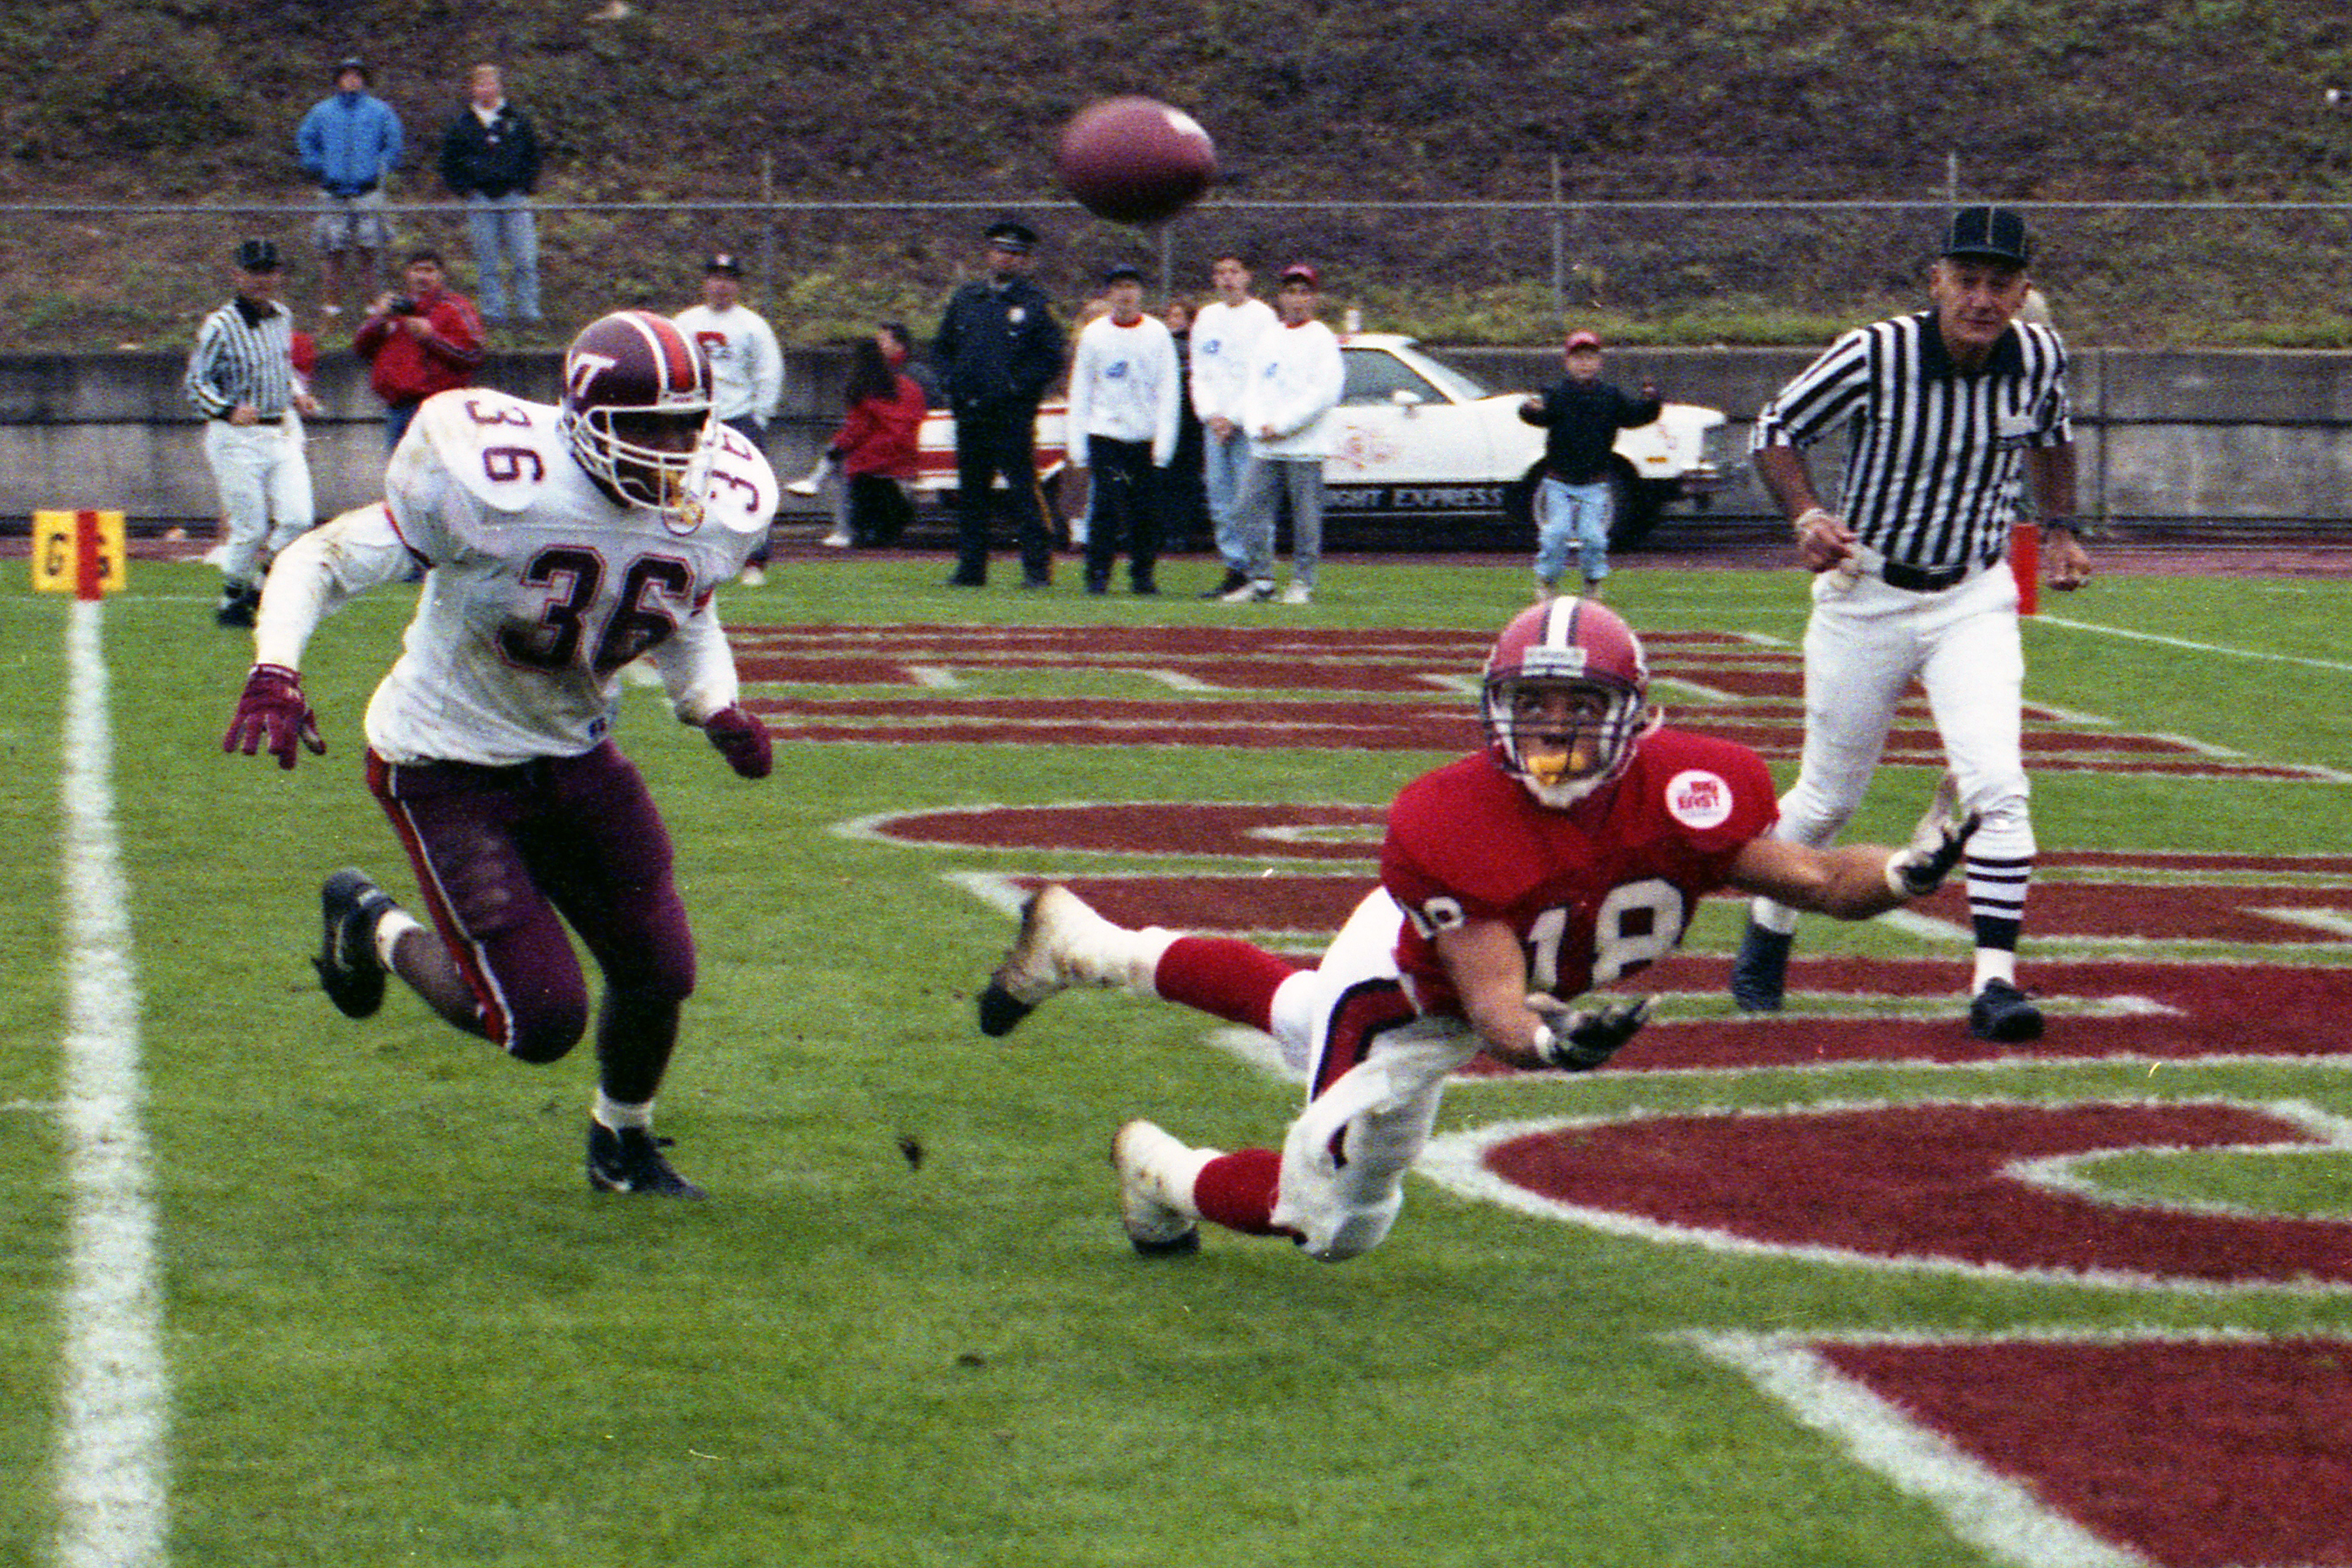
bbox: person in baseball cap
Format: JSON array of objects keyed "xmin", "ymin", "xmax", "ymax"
[
  {"xmin": 983, "ymin": 219, "xmax": 1039, "ymax": 255},
  {"xmin": 1564, "ymin": 329, "xmax": 1601, "ymax": 353},
  {"xmin": 1279, "ymin": 263, "xmax": 1319, "ymax": 288},
  {"xmin": 237, "ymin": 238, "xmax": 284, "ymax": 274},
  {"xmin": 1941, "ymin": 204, "xmax": 2031, "ymax": 267}
]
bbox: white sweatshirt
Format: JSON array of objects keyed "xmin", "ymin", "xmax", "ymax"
[
  {"xmin": 1187, "ymin": 295, "xmax": 1276, "ymax": 426},
  {"xmin": 1239, "ymin": 317, "xmax": 1345, "ymax": 459},
  {"xmin": 1064, "ymin": 312, "xmax": 1181, "ymax": 466}
]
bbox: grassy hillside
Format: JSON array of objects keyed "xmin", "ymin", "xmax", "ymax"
[{"xmin": 4, "ymin": 0, "xmax": 2351, "ymax": 348}]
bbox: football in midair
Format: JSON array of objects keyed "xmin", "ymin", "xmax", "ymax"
[{"xmin": 1056, "ymin": 97, "xmax": 1217, "ymax": 225}]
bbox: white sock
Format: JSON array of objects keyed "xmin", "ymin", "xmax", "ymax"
[
  {"xmin": 373, "ymin": 909, "xmax": 422, "ymax": 970},
  {"xmin": 1972, "ymin": 949, "xmax": 2017, "ymax": 992},
  {"xmin": 593, "ymin": 1090, "xmax": 653, "ymax": 1133}
]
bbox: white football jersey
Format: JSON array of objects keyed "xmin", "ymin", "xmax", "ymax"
[{"xmin": 283, "ymin": 386, "xmax": 776, "ymax": 766}]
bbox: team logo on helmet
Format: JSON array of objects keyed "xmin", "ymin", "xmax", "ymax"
[
  {"xmin": 1480, "ymin": 598, "xmax": 1657, "ymax": 808},
  {"xmin": 559, "ymin": 310, "xmax": 718, "ymax": 511}
]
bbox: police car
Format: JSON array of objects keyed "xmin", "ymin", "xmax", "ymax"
[{"xmin": 913, "ymin": 333, "xmax": 1727, "ymax": 548}]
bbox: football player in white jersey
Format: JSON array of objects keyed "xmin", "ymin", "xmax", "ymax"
[{"xmin": 223, "ymin": 310, "xmax": 779, "ymax": 1198}]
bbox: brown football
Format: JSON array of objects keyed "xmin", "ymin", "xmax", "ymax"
[{"xmin": 1056, "ymin": 97, "xmax": 1217, "ymax": 225}]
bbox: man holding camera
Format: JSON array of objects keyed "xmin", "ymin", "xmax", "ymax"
[{"xmin": 354, "ymin": 248, "xmax": 485, "ymax": 449}]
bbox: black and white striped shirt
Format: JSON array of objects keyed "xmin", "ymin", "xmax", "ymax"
[
  {"xmin": 1752, "ymin": 311, "xmax": 2071, "ymax": 571},
  {"xmin": 184, "ymin": 297, "xmax": 299, "ymax": 421}
]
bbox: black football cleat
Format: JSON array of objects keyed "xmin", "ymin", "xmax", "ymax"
[
  {"xmin": 313, "ymin": 868, "xmax": 397, "ymax": 1019},
  {"xmin": 1729, "ymin": 919, "xmax": 1792, "ymax": 1013},
  {"xmin": 587, "ymin": 1122, "xmax": 708, "ymax": 1199},
  {"xmin": 1969, "ymin": 979, "xmax": 2046, "ymax": 1043}
]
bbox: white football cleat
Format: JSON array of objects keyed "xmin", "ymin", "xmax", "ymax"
[
  {"xmin": 1112, "ymin": 1119, "xmax": 1207, "ymax": 1255},
  {"xmin": 975, "ymin": 884, "xmax": 1166, "ymax": 1037},
  {"xmin": 1279, "ymin": 581, "xmax": 1313, "ymax": 605}
]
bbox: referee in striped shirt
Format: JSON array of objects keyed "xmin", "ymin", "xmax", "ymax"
[
  {"xmin": 186, "ymin": 238, "xmax": 318, "ymax": 627},
  {"xmin": 1732, "ymin": 205, "xmax": 2091, "ymax": 1043}
]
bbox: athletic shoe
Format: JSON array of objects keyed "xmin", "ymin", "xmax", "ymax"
[
  {"xmin": 1111, "ymin": 1120, "xmax": 1201, "ymax": 1256},
  {"xmin": 1218, "ymin": 578, "xmax": 1275, "ymax": 604},
  {"xmin": 313, "ymin": 868, "xmax": 396, "ymax": 1019},
  {"xmin": 1279, "ymin": 581, "xmax": 1313, "ymax": 605},
  {"xmin": 1729, "ymin": 919, "xmax": 1792, "ymax": 1013},
  {"xmin": 214, "ymin": 583, "xmax": 259, "ymax": 629},
  {"xmin": 1198, "ymin": 568, "xmax": 1250, "ymax": 600},
  {"xmin": 977, "ymin": 883, "xmax": 1145, "ymax": 1037},
  {"xmin": 587, "ymin": 1122, "xmax": 708, "ymax": 1198},
  {"xmin": 738, "ymin": 565, "xmax": 768, "ymax": 585},
  {"xmin": 818, "ymin": 533, "xmax": 851, "ymax": 548},
  {"xmin": 1968, "ymin": 979, "xmax": 2046, "ymax": 1043}
]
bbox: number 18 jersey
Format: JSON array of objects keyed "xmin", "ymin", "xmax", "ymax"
[
  {"xmin": 1381, "ymin": 728, "xmax": 1778, "ymax": 1012},
  {"xmin": 365, "ymin": 387, "xmax": 776, "ymax": 766}
]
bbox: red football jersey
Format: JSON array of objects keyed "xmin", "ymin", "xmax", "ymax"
[{"xmin": 1382, "ymin": 727, "xmax": 1778, "ymax": 1012}]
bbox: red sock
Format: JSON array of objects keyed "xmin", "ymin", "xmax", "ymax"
[
  {"xmin": 1153, "ymin": 936, "xmax": 1299, "ymax": 1032},
  {"xmin": 1191, "ymin": 1147, "xmax": 1287, "ymax": 1236}
]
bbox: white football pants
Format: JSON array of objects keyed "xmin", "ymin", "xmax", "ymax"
[{"xmin": 1263, "ymin": 889, "xmax": 1482, "ymax": 1262}]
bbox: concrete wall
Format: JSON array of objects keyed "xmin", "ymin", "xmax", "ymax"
[{"xmin": 7, "ymin": 344, "xmax": 2351, "ymax": 531}]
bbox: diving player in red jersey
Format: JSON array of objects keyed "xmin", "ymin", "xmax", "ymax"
[{"xmin": 975, "ymin": 598, "xmax": 1978, "ymax": 1261}]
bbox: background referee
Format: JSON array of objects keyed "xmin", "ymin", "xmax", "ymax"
[
  {"xmin": 185, "ymin": 238, "xmax": 319, "ymax": 627},
  {"xmin": 1731, "ymin": 204, "xmax": 2091, "ymax": 1043}
]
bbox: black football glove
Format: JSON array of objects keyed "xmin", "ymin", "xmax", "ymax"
[
  {"xmin": 1528, "ymin": 994, "xmax": 1654, "ymax": 1072},
  {"xmin": 1886, "ymin": 772, "xmax": 1981, "ymax": 898}
]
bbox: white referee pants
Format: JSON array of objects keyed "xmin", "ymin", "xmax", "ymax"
[
  {"xmin": 1752, "ymin": 556, "xmax": 2034, "ymax": 930},
  {"xmin": 204, "ymin": 417, "xmax": 314, "ymax": 584}
]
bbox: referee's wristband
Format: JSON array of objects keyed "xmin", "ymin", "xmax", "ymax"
[{"xmin": 2040, "ymin": 517, "xmax": 2077, "ymax": 535}]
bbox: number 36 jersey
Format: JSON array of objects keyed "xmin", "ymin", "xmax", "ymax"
[
  {"xmin": 336, "ymin": 387, "xmax": 776, "ymax": 766},
  {"xmin": 1382, "ymin": 728, "xmax": 1778, "ymax": 1013}
]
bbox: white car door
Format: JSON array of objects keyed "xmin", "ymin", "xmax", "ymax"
[{"xmin": 1323, "ymin": 347, "xmax": 1500, "ymax": 500}]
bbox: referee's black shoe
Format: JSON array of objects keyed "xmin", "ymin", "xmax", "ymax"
[
  {"xmin": 1968, "ymin": 979, "xmax": 2045, "ymax": 1043},
  {"xmin": 1729, "ymin": 919, "xmax": 1791, "ymax": 1012},
  {"xmin": 1199, "ymin": 567, "xmax": 1250, "ymax": 600}
]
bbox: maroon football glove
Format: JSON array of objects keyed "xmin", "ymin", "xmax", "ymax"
[
  {"xmin": 222, "ymin": 663, "xmax": 326, "ymax": 770},
  {"xmin": 704, "ymin": 704, "xmax": 772, "ymax": 780}
]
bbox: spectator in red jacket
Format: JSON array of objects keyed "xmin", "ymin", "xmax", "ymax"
[
  {"xmin": 820, "ymin": 333, "xmax": 926, "ymax": 548},
  {"xmin": 353, "ymin": 248, "xmax": 485, "ymax": 448}
]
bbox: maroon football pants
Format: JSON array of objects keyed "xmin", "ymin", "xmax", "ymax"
[{"xmin": 366, "ymin": 743, "xmax": 696, "ymax": 1077}]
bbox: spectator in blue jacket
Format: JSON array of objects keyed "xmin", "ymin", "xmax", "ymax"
[{"xmin": 297, "ymin": 57, "xmax": 403, "ymax": 321}]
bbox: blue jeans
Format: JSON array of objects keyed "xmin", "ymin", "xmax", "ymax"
[
  {"xmin": 1536, "ymin": 475, "xmax": 1613, "ymax": 585},
  {"xmin": 1235, "ymin": 453, "xmax": 1323, "ymax": 586},
  {"xmin": 465, "ymin": 192, "xmax": 540, "ymax": 323},
  {"xmin": 1201, "ymin": 426, "xmax": 1254, "ymax": 572}
]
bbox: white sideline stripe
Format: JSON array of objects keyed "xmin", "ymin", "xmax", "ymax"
[
  {"xmin": 1680, "ymin": 1331, "xmax": 2151, "ymax": 1568},
  {"xmin": 2037, "ymin": 614, "xmax": 2352, "ymax": 675},
  {"xmin": 54, "ymin": 599, "xmax": 169, "ymax": 1567}
]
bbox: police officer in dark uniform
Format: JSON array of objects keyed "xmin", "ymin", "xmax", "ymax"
[{"xmin": 932, "ymin": 219, "xmax": 1066, "ymax": 587}]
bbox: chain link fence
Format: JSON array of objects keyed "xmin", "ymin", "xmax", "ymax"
[{"xmin": 5, "ymin": 197, "xmax": 2351, "ymax": 350}]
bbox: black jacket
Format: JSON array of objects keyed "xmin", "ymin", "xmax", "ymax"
[
  {"xmin": 1519, "ymin": 377, "xmax": 1661, "ymax": 485},
  {"xmin": 932, "ymin": 276, "xmax": 1064, "ymax": 414},
  {"xmin": 438, "ymin": 103, "xmax": 541, "ymax": 199}
]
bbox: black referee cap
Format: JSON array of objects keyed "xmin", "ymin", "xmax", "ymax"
[
  {"xmin": 235, "ymin": 238, "xmax": 282, "ymax": 272},
  {"xmin": 1941, "ymin": 205, "xmax": 2031, "ymax": 267},
  {"xmin": 983, "ymin": 219, "xmax": 1039, "ymax": 253}
]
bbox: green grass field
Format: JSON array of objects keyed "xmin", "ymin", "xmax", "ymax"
[{"xmin": 5, "ymin": 553, "xmax": 2349, "ymax": 1567}]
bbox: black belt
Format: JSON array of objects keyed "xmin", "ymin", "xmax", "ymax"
[{"xmin": 1880, "ymin": 559, "xmax": 1974, "ymax": 593}]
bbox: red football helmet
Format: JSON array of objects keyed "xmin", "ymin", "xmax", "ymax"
[
  {"xmin": 1481, "ymin": 598, "xmax": 1655, "ymax": 807},
  {"xmin": 559, "ymin": 310, "xmax": 717, "ymax": 508}
]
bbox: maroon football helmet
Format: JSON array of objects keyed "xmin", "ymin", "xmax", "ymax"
[
  {"xmin": 1481, "ymin": 597, "xmax": 1655, "ymax": 806},
  {"xmin": 559, "ymin": 310, "xmax": 717, "ymax": 508}
]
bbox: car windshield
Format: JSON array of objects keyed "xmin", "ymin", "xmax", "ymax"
[{"xmin": 1386, "ymin": 341, "xmax": 1495, "ymax": 402}]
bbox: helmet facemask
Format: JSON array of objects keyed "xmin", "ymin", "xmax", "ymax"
[
  {"xmin": 566, "ymin": 404, "xmax": 715, "ymax": 510},
  {"xmin": 1483, "ymin": 674, "xmax": 1651, "ymax": 808}
]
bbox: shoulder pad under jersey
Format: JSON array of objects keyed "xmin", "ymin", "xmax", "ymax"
[
  {"xmin": 394, "ymin": 387, "xmax": 570, "ymax": 516},
  {"xmin": 687, "ymin": 422, "xmax": 781, "ymax": 536}
]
